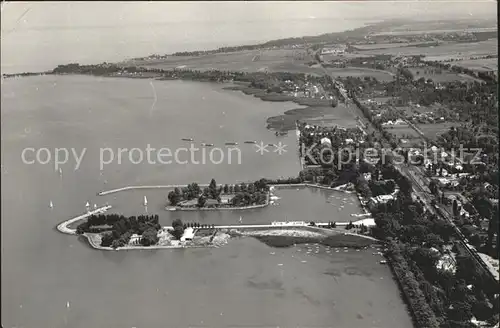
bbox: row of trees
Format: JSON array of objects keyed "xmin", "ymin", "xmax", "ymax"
[{"xmin": 168, "ymin": 178, "xmax": 270, "ymax": 208}]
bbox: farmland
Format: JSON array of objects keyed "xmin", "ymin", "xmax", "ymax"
[
  {"xmin": 357, "ymin": 39, "xmax": 497, "ymax": 60},
  {"xmin": 121, "ymin": 48, "xmax": 326, "ymax": 75},
  {"xmin": 351, "ymin": 42, "xmax": 442, "ymax": 51},
  {"xmin": 324, "ymin": 67, "xmax": 395, "ymax": 82},
  {"xmin": 407, "ymin": 67, "xmax": 482, "ymax": 83},
  {"xmin": 453, "ymin": 57, "xmax": 498, "ymax": 72}
]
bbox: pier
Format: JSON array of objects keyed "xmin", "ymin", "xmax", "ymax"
[{"xmin": 56, "ymin": 205, "xmax": 112, "ymax": 235}]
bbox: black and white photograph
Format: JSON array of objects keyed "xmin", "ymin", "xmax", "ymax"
[{"xmin": 1, "ymin": 1, "xmax": 498, "ymax": 328}]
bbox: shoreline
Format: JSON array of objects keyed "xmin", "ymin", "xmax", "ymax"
[{"xmin": 4, "ymin": 71, "xmax": 337, "ymax": 133}]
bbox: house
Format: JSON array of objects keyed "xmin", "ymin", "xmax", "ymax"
[
  {"xmin": 320, "ymin": 137, "xmax": 332, "ymax": 145},
  {"xmin": 178, "ymin": 199, "xmax": 198, "ymax": 208},
  {"xmin": 204, "ymin": 199, "xmax": 219, "ymax": 208},
  {"xmin": 368, "ymin": 195, "xmax": 394, "ymax": 208}
]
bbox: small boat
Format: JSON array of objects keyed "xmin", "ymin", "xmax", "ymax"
[
  {"xmin": 267, "ymin": 143, "xmax": 275, "ymax": 147},
  {"xmin": 225, "ymin": 142, "xmax": 238, "ymax": 146},
  {"xmin": 181, "ymin": 138, "xmax": 194, "ymax": 142},
  {"xmin": 58, "ymin": 168, "xmax": 63, "ymax": 175},
  {"xmin": 66, "ymin": 301, "xmax": 70, "ymax": 308},
  {"xmin": 85, "ymin": 201, "xmax": 90, "ymax": 208},
  {"xmin": 244, "ymin": 141, "xmax": 256, "ymax": 144},
  {"xmin": 93, "ymin": 204, "xmax": 97, "ymax": 209},
  {"xmin": 143, "ymin": 196, "xmax": 148, "ymax": 206},
  {"xmin": 380, "ymin": 260, "xmax": 387, "ymax": 264},
  {"xmin": 49, "ymin": 201, "xmax": 53, "ymax": 208},
  {"xmin": 201, "ymin": 143, "xmax": 214, "ymax": 147}
]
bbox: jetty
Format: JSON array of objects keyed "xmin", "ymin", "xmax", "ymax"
[{"xmin": 56, "ymin": 205, "xmax": 112, "ymax": 235}]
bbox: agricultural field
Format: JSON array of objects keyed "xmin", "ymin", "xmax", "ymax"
[
  {"xmin": 351, "ymin": 42, "xmax": 442, "ymax": 51},
  {"xmin": 453, "ymin": 57, "xmax": 498, "ymax": 72},
  {"xmin": 407, "ymin": 67, "xmax": 482, "ymax": 83},
  {"xmin": 120, "ymin": 49, "xmax": 326, "ymax": 75},
  {"xmin": 371, "ymin": 27, "xmax": 497, "ymax": 36},
  {"xmin": 359, "ymin": 40, "xmax": 498, "ymax": 60},
  {"xmin": 322, "ymin": 53, "xmax": 374, "ymax": 62},
  {"xmin": 324, "ymin": 67, "xmax": 395, "ymax": 82}
]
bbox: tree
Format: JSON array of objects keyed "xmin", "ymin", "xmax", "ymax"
[
  {"xmin": 100, "ymin": 232, "xmax": 114, "ymax": 247},
  {"xmin": 208, "ymin": 178, "xmax": 217, "ymax": 198},
  {"xmin": 170, "ymin": 219, "xmax": 185, "ymax": 240},
  {"xmin": 223, "ymin": 184, "xmax": 229, "ymax": 194},
  {"xmin": 141, "ymin": 227, "xmax": 159, "ymax": 246},
  {"xmin": 198, "ymin": 195, "xmax": 207, "ymax": 207},
  {"xmin": 453, "ymin": 199, "xmax": 459, "ymax": 217},
  {"xmin": 168, "ymin": 188, "xmax": 182, "ymax": 205}
]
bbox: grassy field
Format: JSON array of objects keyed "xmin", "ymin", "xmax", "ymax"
[
  {"xmin": 121, "ymin": 48, "xmax": 326, "ymax": 75},
  {"xmin": 267, "ymin": 102, "xmax": 358, "ymax": 131},
  {"xmin": 453, "ymin": 57, "xmax": 498, "ymax": 72},
  {"xmin": 359, "ymin": 40, "xmax": 498, "ymax": 60},
  {"xmin": 385, "ymin": 125, "xmax": 421, "ymax": 139},
  {"xmin": 407, "ymin": 67, "xmax": 481, "ymax": 83},
  {"xmin": 417, "ymin": 123, "xmax": 455, "ymax": 140}
]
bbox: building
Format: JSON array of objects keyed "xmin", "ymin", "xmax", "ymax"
[
  {"xmin": 368, "ymin": 195, "xmax": 394, "ymax": 209},
  {"xmin": 180, "ymin": 227, "xmax": 195, "ymax": 242},
  {"xmin": 204, "ymin": 199, "xmax": 220, "ymax": 208},
  {"xmin": 320, "ymin": 137, "xmax": 331, "ymax": 145}
]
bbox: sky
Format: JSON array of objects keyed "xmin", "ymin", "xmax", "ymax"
[{"xmin": 1, "ymin": 1, "xmax": 497, "ymax": 73}]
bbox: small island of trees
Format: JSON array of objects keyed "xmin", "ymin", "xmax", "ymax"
[{"xmin": 167, "ymin": 178, "xmax": 270, "ymax": 208}]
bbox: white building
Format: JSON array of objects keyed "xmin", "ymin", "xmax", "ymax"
[
  {"xmin": 321, "ymin": 137, "xmax": 332, "ymax": 145},
  {"xmin": 180, "ymin": 227, "xmax": 195, "ymax": 242},
  {"xmin": 368, "ymin": 195, "xmax": 394, "ymax": 208}
]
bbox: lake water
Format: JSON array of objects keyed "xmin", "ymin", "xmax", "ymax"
[{"xmin": 1, "ymin": 75, "xmax": 413, "ymax": 328}]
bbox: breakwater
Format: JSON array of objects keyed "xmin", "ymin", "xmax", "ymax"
[
  {"xmin": 98, "ymin": 183, "xmax": 356, "ymax": 195},
  {"xmin": 56, "ymin": 205, "xmax": 112, "ymax": 235}
]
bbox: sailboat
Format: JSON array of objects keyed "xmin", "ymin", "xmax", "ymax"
[
  {"xmin": 85, "ymin": 201, "xmax": 90, "ymax": 208},
  {"xmin": 49, "ymin": 200, "xmax": 53, "ymax": 208},
  {"xmin": 239, "ymin": 216, "xmax": 243, "ymax": 223},
  {"xmin": 93, "ymin": 204, "xmax": 97, "ymax": 209},
  {"xmin": 143, "ymin": 196, "xmax": 148, "ymax": 206}
]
